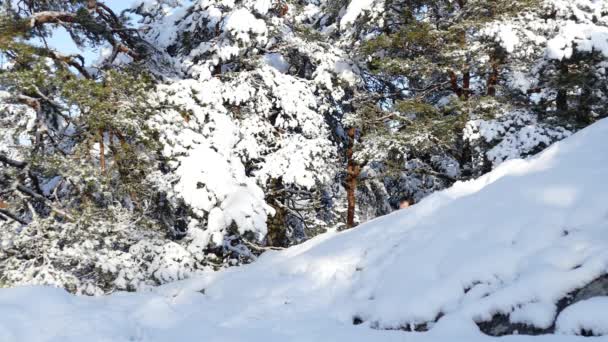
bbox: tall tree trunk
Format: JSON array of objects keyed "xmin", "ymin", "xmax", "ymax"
[
  {"xmin": 346, "ymin": 127, "xmax": 360, "ymax": 229},
  {"xmin": 266, "ymin": 178, "xmax": 287, "ymax": 247},
  {"xmin": 487, "ymin": 61, "xmax": 499, "ymax": 96},
  {"xmin": 556, "ymin": 63, "xmax": 569, "ymax": 114},
  {"xmin": 556, "ymin": 89, "xmax": 568, "ymax": 113},
  {"xmin": 462, "ymin": 68, "xmax": 470, "ymax": 101},
  {"xmin": 449, "ymin": 70, "xmax": 462, "ymax": 97}
]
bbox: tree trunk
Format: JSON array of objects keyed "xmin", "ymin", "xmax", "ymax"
[
  {"xmin": 556, "ymin": 89, "xmax": 568, "ymax": 113},
  {"xmin": 449, "ymin": 70, "xmax": 462, "ymax": 97},
  {"xmin": 487, "ymin": 62, "xmax": 499, "ymax": 96},
  {"xmin": 346, "ymin": 127, "xmax": 360, "ymax": 229},
  {"xmin": 462, "ymin": 68, "xmax": 470, "ymax": 101},
  {"xmin": 556, "ymin": 63, "xmax": 569, "ymax": 114},
  {"xmin": 266, "ymin": 178, "xmax": 287, "ymax": 247}
]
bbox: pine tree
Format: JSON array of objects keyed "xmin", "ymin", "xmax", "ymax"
[{"xmin": 0, "ymin": 0, "xmax": 175, "ymax": 293}]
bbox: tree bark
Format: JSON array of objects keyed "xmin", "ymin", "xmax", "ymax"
[
  {"xmin": 346, "ymin": 127, "xmax": 360, "ymax": 229},
  {"xmin": 266, "ymin": 178, "xmax": 287, "ymax": 247},
  {"xmin": 87, "ymin": 0, "xmax": 98, "ymax": 13},
  {"xmin": 0, "ymin": 154, "xmax": 27, "ymax": 169},
  {"xmin": 556, "ymin": 63, "xmax": 569, "ymax": 113},
  {"xmin": 556, "ymin": 88, "xmax": 568, "ymax": 113},
  {"xmin": 47, "ymin": 50, "xmax": 91, "ymax": 79},
  {"xmin": 487, "ymin": 62, "xmax": 499, "ymax": 96},
  {"xmin": 462, "ymin": 68, "xmax": 470, "ymax": 100},
  {"xmin": 449, "ymin": 70, "xmax": 462, "ymax": 97},
  {"xmin": 29, "ymin": 11, "xmax": 77, "ymax": 28}
]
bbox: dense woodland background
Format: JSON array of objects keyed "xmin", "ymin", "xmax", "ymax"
[{"xmin": 0, "ymin": 0, "xmax": 606, "ymax": 294}]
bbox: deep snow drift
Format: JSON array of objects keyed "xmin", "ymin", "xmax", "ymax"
[{"xmin": 1, "ymin": 119, "xmax": 608, "ymax": 341}]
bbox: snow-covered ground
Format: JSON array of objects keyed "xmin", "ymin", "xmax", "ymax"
[{"xmin": 1, "ymin": 119, "xmax": 608, "ymax": 341}]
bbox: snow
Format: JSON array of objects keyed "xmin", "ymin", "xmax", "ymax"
[
  {"xmin": 172, "ymin": 143, "xmax": 270, "ymax": 239},
  {"xmin": 129, "ymin": 0, "xmax": 355, "ymax": 257},
  {"xmin": 547, "ymin": 22, "xmax": 608, "ymax": 60},
  {"xmin": 556, "ymin": 297, "xmax": 608, "ymax": 336},
  {"xmin": 224, "ymin": 8, "xmax": 268, "ymax": 44},
  {"xmin": 465, "ymin": 109, "xmax": 571, "ymax": 166},
  {"xmin": 2, "ymin": 118, "xmax": 608, "ymax": 340},
  {"xmin": 263, "ymin": 53, "xmax": 290, "ymax": 73},
  {"xmin": 149, "ymin": 59, "xmax": 337, "ymax": 244},
  {"xmin": 489, "ymin": 24, "xmax": 521, "ymax": 53},
  {"xmin": 340, "ymin": 0, "xmax": 376, "ymax": 27},
  {"xmin": 510, "ymin": 302, "xmax": 557, "ymax": 329},
  {"xmin": 0, "ymin": 96, "xmax": 36, "ymax": 159}
]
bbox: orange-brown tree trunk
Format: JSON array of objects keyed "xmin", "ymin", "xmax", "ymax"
[
  {"xmin": 449, "ymin": 70, "xmax": 462, "ymax": 97},
  {"xmin": 346, "ymin": 127, "xmax": 360, "ymax": 229}
]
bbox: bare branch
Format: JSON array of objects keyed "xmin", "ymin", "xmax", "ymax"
[
  {"xmin": 0, "ymin": 154, "xmax": 27, "ymax": 169},
  {"xmin": 29, "ymin": 11, "xmax": 77, "ymax": 28},
  {"xmin": 16, "ymin": 185, "xmax": 74, "ymax": 221},
  {"xmin": 0, "ymin": 208, "xmax": 27, "ymax": 225},
  {"xmin": 16, "ymin": 94, "xmax": 41, "ymax": 114},
  {"xmin": 47, "ymin": 50, "xmax": 92, "ymax": 79}
]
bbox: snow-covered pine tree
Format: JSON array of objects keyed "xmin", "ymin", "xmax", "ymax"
[
  {"xmin": 0, "ymin": 0, "xmax": 363, "ymax": 293},
  {"xmin": 465, "ymin": 0, "xmax": 607, "ymax": 166},
  {"xmin": 329, "ymin": 0, "xmax": 607, "ymax": 225},
  {"xmin": 134, "ymin": 0, "xmax": 362, "ymax": 245},
  {"xmin": 0, "ymin": 0, "xmax": 216, "ymax": 293}
]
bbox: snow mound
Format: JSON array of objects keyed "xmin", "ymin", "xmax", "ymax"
[
  {"xmin": 556, "ymin": 297, "xmax": 608, "ymax": 336},
  {"xmin": 2, "ymin": 119, "xmax": 608, "ymax": 341}
]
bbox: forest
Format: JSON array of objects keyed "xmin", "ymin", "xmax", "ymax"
[{"xmin": 0, "ymin": 1, "xmax": 607, "ymax": 340}]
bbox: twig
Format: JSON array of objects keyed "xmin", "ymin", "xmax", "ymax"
[{"xmin": 0, "ymin": 209, "xmax": 27, "ymax": 225}]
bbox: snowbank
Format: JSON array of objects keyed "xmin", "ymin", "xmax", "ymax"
[
  {"xmin": 556, "ymin": 297, "xmax": 608, "ymax": 336},
  {"xmin": 1, "ymin": 119, "xmax": 608, "ymax": 341}
]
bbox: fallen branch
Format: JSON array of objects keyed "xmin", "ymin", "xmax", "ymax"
[
  {"xmin": 16, "ymin": 184, "xmax": 74, "ymax": 221},
  {"xmin": 243, "ymin": 239, "xmax": 285, "ymax": 252},
  {"xmin": 0, "ymin": 208, "xmax": 27, "ymax": 225},
  {"xmin": 0, "ymin": 154, "xmax": 27, "ymax": 169}
]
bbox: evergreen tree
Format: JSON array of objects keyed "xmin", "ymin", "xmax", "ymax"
[{"xmin": 0, "ymin": 0, "xmax": 176, "ymax": 293}]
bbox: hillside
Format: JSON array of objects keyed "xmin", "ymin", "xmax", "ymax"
[
  {"xmin": 2, "ymin": 0, "xmax": 608, "ymax": 293},
  {"xmin": 1, "ymin": 118, "xmax": 607, "ymax": 341}
]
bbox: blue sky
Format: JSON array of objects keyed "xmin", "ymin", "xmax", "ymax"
[{"xmin": 44, "ymin": 1, "xmax": 135, "ymax": 64}]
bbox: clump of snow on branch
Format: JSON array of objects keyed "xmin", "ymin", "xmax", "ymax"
[{"xmin": 465, "ymin": 109, "xmax": 571, "ymax": 166}]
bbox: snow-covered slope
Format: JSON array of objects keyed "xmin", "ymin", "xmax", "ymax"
[{"xmin": 1, "ymin": 119, "xmax": 608, "ymax": 341}]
